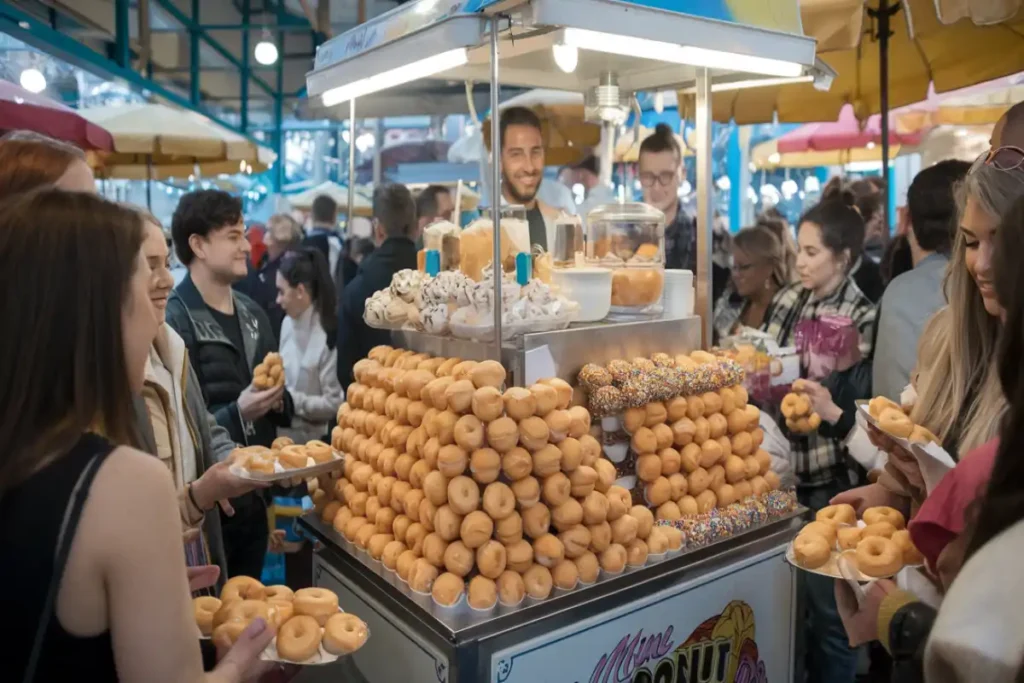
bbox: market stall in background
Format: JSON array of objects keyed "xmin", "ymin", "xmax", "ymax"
[{"xmin": 297, "ymin": 1, "xmax": 820, "ymax": 681}]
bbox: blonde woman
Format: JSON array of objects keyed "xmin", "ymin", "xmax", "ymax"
[
  {"xmin": 712, "ymin": 224, "xmax": 794, "ymax": 342},
  {"xmin": 836, "ymin": 159, "xmax": 1024, "ymax": 520}
]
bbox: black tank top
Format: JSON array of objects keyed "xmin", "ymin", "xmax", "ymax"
[{"xmin": 1, "ymin": 432, "xmax": 118, "ymax": 682}]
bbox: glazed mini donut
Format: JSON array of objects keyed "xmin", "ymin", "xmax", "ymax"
[
  {"xmin": 523, "ymin": 563, "xmax": 554, "ymax": 600},
  {"xmin": 483, "ymin": 482, "xmax": 516, "ymax": 520},
  {"xmin": 861, "ymin": 521, "xmax": 898, "ymax": 540},
  {"xmin": 792, "ymin": 533, "xmax": 831, "ymax": 569},
  {"xmin": 468, "ymin": 575, "xmax": 498, "ymax": 610},
  {"xmin": 447, "ymin": 475, "xmax": 481, "ymax": 515},
  {"xmin": 909, "ymin": 425, "xmax": 940, "ymax": 445},
  {"xmin": 878, "ymin": 407, "xmax": 914, "ymax": 439},
  {"xmin": 306, "ymin": 440, "xmax": 334, "ymax": 464},
  {"xmin": 293, "ymin": 588, "xmax": 339, "ymax": 626},
  {"xmin": 868, "ymin": 396, "xmax": 901, "ymax": 419},
  {"xmin": 799, "ymin": 520, "xmax": 838, "ymax": 547},
  {"xmin": 863, "ymin": 506, "xmax": 906, "ymax": 530},
  {"xmin": 497, "ymin": 570, "xmax": 526, "ymax": 606},
  {"xmin": 265, "ymin": 585, "xmax": 295, "ymax": 603},
  {"xmin": 194, "ymin": 596, "xmax": 222, "ymax": 636},
  {"xmin": 856, "ymin": 536, "xmax": 903, "ymax": 577},
  {"xmin": 837, "ymin": 526, "xmax": 863, "ymax": 551},
  {"xmin": 221, "ymin": 576, "xmax": 266, "ymax": 603},
  {"xmin": 816, "ymin": 503, "xmax": 857, "ymax": 526},
  {"xmin": 276, "ymin": 615, "xmax": 323, "ymax": 662},
  {"xmin": 322, "ymin": 613, "xmax": 369, "ymax": 655},
  {"xmin": 780, "ymin": 393, "xmax": 801, "ymax": 419},
  {"xmin": 496, "ymin": 510, "xmax": 523, "ymax": 545},
  {"xmin": 432, "ymin": 572, "xmax": 466, "ymax": 606},
  {"xmin": 503, "ymin": 387, "xmax": 537, "ymax": 421},
  {"xmin": 891, "ymin": 529, "xmax": 924, "ymax": 565},
  {"xmin": 472, "ymin": 386, "xmax": 505, "ymax": 422}
]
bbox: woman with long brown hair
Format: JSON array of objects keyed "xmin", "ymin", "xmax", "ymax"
[
  {"xmin": 835, "ymin": 192, "xmax": 1024, "ymax": 683},
  {"xmin": 0, "ymin": 130, "xmax": 96, "ymax": 197},
  {"xmin": 0, "ymin": 190, "xmax": 270, "ymax": 681}
]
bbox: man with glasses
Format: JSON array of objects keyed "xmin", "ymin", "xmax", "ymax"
[{"xmin": 638, "ymin": 123, "xmax": 697, "ymax": 273}]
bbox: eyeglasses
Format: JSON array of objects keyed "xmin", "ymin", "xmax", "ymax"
[
  {"xmin": 639, "ymin": 171, "xmax": 678, "ymax": 188},
  {"xmin": 972, "ymin": 145, "xmax": 1024, "ymax": 173}
]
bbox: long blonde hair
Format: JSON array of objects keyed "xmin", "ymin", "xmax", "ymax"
[{"xmin": 911, "ymin": 163, "xmax": 1024, "ymax": 457}]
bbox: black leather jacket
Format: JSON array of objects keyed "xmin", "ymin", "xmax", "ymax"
[{"xmin": 165, "ymin": 273, "xmax": 293, "ymax": 448}]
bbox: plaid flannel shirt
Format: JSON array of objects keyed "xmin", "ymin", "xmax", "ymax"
[{"xmin": 763, "ymin": 278, "xmax": 878, "ymax": 486}]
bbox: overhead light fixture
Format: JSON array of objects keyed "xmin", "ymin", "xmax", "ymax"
[
  {"xmin": 19, "ymin": 68, "xmax": 46, "ymax": 94},
  {"xmin": 254, "ymin": 29, "xmax": 279, "ymax": 66},
  {"xmin": 552, "ymin": 43, "xmax": 578, "ymax": 73},
  {"xmin": 321, "ymin": 48, "xmax": 468, "ymax": 106},
  {"xmin": 653, "ymin": 91, "xmax": 665, "ymax": 114},
  {"xmin": 678, "ymin": 75, "xmax": 814, "ymax": 95},
  {"xmin": 769, "ymin": 152, "xmax": 781, "ymax": 164},
  {"xmin": 561, "ymin": 28, "xmax": 803, "ymax": 78}
]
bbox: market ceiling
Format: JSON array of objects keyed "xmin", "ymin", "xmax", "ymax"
[{"xmin": 5, "ymin": 1, "xmax": 427, "ymax": 126}]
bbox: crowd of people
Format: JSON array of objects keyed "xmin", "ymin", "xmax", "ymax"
[{"xmin": 4, "ymin": 97, "xmax": 1024, "ymax": 682}]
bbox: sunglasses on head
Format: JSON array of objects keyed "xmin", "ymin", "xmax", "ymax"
[{"xmin": 973, "ymin": 145, "xmax": 1024, "ymax": 172}]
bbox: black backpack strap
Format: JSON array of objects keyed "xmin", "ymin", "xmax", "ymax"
[{"xmin": 22, "ymin": 450, "xmax": 108, "ymax": 683}]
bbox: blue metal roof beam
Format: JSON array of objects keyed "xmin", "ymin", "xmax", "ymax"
[
  {"xmin": 0, "ymin": 1, "xmax": 268, "ymax": 148},
  {"xmin": 149, "ymin": 0, "xmax": 277, "ymax": 98}
]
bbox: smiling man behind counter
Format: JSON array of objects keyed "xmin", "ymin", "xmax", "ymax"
[{"xmin": 499, "ymin": 106, "xmax": 559, "ymax": 251}]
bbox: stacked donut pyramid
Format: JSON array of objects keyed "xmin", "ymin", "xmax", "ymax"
[
  {"xmin": 577, "ymin": 350, "xmax": 783, "ymax": 516},
  {"xmin": 322, "ymin": 346, "xmax": 685, "ymax": 610}
]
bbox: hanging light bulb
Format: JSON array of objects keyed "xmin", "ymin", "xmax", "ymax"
[
  {"xmin": 19, "ymin": 68, "xmax": 46, "ymax": 94},
  {"xmin": 804, "ymin": 176, "xmax": 821, "ymax": 193},
  {"xmin": 552, "ymin": 43, "xmax": 578, "ymax": 73},
  {"xmin": 653, "ymin": 92, "xmax": 665, "ymax": 114},
  {"xmin": 781, "ymin": 178, "xmax": 798, "ymax": 199},
  {"xmin": 715, "ymin": 176, "xmax": 731, "ymax": 191},
  {"xmin": 254, "ymin": 29, "xmax": 279, "ymax": 66}
]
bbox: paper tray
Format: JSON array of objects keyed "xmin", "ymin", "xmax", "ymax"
[
  {"xmin": 855, "ymin": 404, "xmax": 956, "ymax": 493},
  {"xmin": 229, "ymin": 450, "xmax": 346, "ymax": 482}
]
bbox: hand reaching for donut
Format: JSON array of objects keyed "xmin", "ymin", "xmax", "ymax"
[
  {"xmin": 210, "ymin": 618, "xmax": 299, "ymax": 683},
  {"xmin": 830, "ymin": 483, "xmax": 908, "ymax": 517},
  {"xmin": 187, "ymin": 565, "xmax": 221, "ymax": 592},
  {"xmin": 834, "ymin": 578, "xmax": 900, "ymax": 647},
  {"xmin": 796, "ymin": 380, "xmax": 843, "ymax": 425}
]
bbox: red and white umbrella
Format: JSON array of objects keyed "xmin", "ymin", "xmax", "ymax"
[{"xmin": 0, "ymin": 79, "xmax": 114, "ymax": 151}]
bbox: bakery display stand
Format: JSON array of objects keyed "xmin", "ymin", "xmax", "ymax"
[
  {"xmin": 302, "ymin": 2, "xmax": 822, "ymax": 679},
  {"xmin": 299, "ymin": 318, "xmax": 807, "ymax": 682}
]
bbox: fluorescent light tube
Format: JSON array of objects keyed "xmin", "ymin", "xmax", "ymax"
[
  {"xmin": 678, "ymin": 75, "xmax": 814, "ymax": 95},
  {"xmin": 561, "ymin": 28, "xmax": 804, "ymax": 78},
  {"xmin": 321, "ymin": 47, "xmax": 468, "ymax": 106}
]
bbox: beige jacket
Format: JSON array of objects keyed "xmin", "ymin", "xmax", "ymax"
[{"xmin": 142, "ymin": 325, "xmax": 202, "ymax": 529}]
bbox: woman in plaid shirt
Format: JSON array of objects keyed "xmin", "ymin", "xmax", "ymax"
[{"xmin": 763, "ymin": 189, "xmax": 877, "ymax": 683}]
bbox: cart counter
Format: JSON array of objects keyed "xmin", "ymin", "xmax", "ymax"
[{"xmin": 299, "ymin": 509, "xmax": 805, "ymax": 683}]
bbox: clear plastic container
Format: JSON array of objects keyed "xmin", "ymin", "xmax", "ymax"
[{"xmin": 586, "ymin": 202, "xmax": 666, "ymax": 313}]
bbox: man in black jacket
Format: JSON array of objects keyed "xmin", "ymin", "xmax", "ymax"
[
  {"xmin": 337, "ymin": 183, "xmax": 418, "ymax": 386},
  {"xmin": 165, "ymin": 189, "xmax": 293, "ymax": 579}
]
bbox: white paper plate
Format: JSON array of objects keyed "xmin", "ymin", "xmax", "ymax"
[
  {"xmin": 855, "ymin": 404, "xmax": 955, "ymax": 493},
  {"xmin": 230, "ymin": 450, "xmax": 346, "ymax": 482}
]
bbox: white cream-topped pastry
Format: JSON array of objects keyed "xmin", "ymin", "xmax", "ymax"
[{"xmin": 390, "ymin": 269, "xmax": 424, "ymax": 303}]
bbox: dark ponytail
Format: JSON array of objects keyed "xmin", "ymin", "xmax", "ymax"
[
  {"xmin": 279, "ymin": 248, "xmax": 338, "ymax": 349},
  {"xmin": 798, "ymin": 188, "xmax": 864, "ymax": 272}
]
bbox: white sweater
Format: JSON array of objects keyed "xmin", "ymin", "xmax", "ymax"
[
  {"xmin": 278, "ymin": 307, "xmax": 344, "ymax": 443},
  {"xmin": 925, "ymin": 518, "xmax": 1024, "ymax": 682}
]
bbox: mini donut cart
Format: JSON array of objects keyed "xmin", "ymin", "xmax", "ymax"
[{"xmin": 299, "ymin": 2, "xmax": 818, "ymax": 682}]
